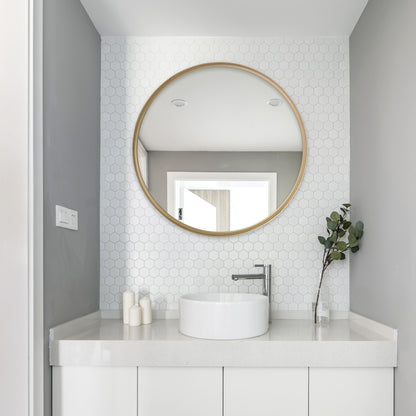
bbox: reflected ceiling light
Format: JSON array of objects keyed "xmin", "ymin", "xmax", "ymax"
[
  {"xmin": 267, "ymin": 98, "xmax": 283, "ymax": 107},
  {"xmin": 171, "ymin": 99, "xmax": 187, "ymax": 107}
]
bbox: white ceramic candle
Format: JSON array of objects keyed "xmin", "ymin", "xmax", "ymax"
[
  {"xmin": 129, "ymin": 304, "xmax": 141, "ymax": 327},
  {"xmin": 139, "ymin": 296, "xmax": 152, "ymax": 325},
  {"xmin": 122, "ymin": 289, "xmax": 135, "ymax": 324}
]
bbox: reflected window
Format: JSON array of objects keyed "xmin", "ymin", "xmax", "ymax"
[{"xmin": 167, "ymin": 172, "xmax": 277, "ymax": 232}]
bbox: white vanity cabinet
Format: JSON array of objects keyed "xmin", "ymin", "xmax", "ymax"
[
  {"xmin": 137, "ymin": 367, "xmax": 222, "ymax": 416},
  {"xmin": 224, "ymin": 368, "xmax": 308, "ymax": 416},
  {"xmin": 52, "ymin": 366, "xmax": 394, "ymax": 416},
  {"xmin": 49, "ymin": 315, "xmax": 397, "ymax": 416},
  {"xmin": 52, "ymin": 366, "xmax": 137, "ymax": 416},
  {"xmin": 309, "ymin": 368, "xmax": 394, "ymax": 416}
]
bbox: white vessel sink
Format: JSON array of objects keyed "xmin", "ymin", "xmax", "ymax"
[{"xmin": 179, "ymin": 293, "xmax": 269, "ymax": 340}]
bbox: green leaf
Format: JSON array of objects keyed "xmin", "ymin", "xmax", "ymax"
[
  {"xmin": 343, "ymin": 203, "xmax": 351, "ymax": 208},
  {"xmin": 342, "ymin": 221, "xmax": 351, "ymax": 230},
  {"xmin": 356, "ymin": 221, "xmax": 364, "ymax": 232},
  {"xmin": 339, "ymin": 230, "xmax": 346, "ymax": 237},
  {"xmin": 335, "ymin": 241, "xmax": 347, "ymax": 251},
  {"xmin": 331, "ymin": 251, "xmax": 342, "ymax": 260},
  {"xmin": 341, "ymin": 208, "xmax": 347, "ymax": 215},
  {"xmin": 318, "ymin": 236, "xmax": 326, "ymax": 245},
  {"xmin": 329, "ymin": 231, "xmax": 338, "ymax": 243},
  {"xmin": 340, "ymin": 253, "xmax": 346, "ymax": 260},
  {"xmin": 348, "ymin": 232, "xmax": 357, "ymax": 244},
  {"xmin": 327, "ymin": 220, "xmax": 337, "ymax": 231},
  {"xmin": 330, "ymin": 211, "xmax": 340, "ymax": 222},
  {"xmin": 351, "ymin": 245, "xmax": 360, "ymax": 253},
  {"xmin": 324, "ymin": 238, "xmax": 333, "ymax": 249},
  {"xmin": 349, "ymin": 240, "xmax": 359, "ymax": 248},
  {"xmin": 349, "ymin": 225, "xmax": 358, "ymax": 237}
]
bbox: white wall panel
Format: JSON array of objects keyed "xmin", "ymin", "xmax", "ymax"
[{"xmin": 0, "ymin": 1, "xmax": 30, "ymax": 415}]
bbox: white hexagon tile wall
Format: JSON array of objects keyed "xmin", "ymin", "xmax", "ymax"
[{"xmin": 100, "ymin": 36, "xmax": 350, "ymax": 315}]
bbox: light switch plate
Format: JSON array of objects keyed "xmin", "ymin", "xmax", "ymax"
[{"xmin": 56, "ymin": 205, "xmax": 78, "ymax": 230}]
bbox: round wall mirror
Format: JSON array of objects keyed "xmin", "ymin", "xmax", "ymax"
[{"xmin": 133, "ymin": 63, "xmax": 307, "ymax": 236}]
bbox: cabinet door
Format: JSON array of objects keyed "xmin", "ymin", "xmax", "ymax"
[
  {"xmin": 309, "ymin": 368, "xmax": 393, "ymax": 416},
  {"xmin": 224, "ymin": 368, "xmax": 308, "ymax": 416},
  {"xmin": 138, "ymin": 367, "xmax": 222, "ymax": 416},
  {"xmin": 53, "ymin": 366, "xmax": 137, "ymax": 416}
]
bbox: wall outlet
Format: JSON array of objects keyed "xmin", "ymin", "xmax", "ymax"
[{"xmin": 56, "ymin": 205, "xmax": 78, "ymax": 230}]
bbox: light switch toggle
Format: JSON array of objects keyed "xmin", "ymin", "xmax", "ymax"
[{"xmin": 56, "ymin": 205, "xmax": 78, "ymax": 230}]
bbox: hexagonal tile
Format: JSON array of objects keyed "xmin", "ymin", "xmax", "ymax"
[{"xmin": 100, "ymin": 36, "xmax": 349, "ymax": 312}]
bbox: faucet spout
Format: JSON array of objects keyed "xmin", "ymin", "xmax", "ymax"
[{"xmin": 232, "ymin": 273, "xmax": 265, "ymax": 281}]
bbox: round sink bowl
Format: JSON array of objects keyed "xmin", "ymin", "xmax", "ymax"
[{"xmin": 179, "ymin": 293, "xmax": 269, "ymax": 340}]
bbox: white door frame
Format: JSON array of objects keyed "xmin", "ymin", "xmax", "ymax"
[
  {"xmin": 167, "ymin": 171, "xmax": 277, "ymax": 218},
  {"xmin": 0, "ymin": 1, "xmax": 44, "ymax": 415},
  {"xmin": 29, "ymin": 1, "xmax": 44, "ymax": 416}
]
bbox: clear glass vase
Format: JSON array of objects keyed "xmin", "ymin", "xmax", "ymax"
[{"xmin": 312, "ymin": 280, "xmax": 330, "ymax": 326}]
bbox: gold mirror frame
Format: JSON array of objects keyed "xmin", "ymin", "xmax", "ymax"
[{"xmin": 132, "ymin": 62, "xmax": 307, "ymax": 237}]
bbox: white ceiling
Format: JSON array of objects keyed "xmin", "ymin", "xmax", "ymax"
[
  {"xmin": 140, "ymin": 67, "xmax": 303, "ymax": 152},
  {"xmin": 80, "ymin": 0, "xmax": 368, "ymax": 37}
]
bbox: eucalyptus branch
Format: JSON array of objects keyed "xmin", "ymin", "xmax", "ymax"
[{"xmin": 315, "ymin": 204, "xmax": 364, "ymax": 324}]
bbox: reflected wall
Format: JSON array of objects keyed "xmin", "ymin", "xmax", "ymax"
[{"xmin": 147, "ymin": 151, "xmax": 302, "ymax": 209}]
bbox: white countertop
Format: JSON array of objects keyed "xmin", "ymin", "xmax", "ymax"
[{"xmin": 50, "ymin": 311, "xmax": 397, "ymax": 368}]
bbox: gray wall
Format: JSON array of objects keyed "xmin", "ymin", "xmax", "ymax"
[
  {"xmin": 350, "ymin": 1, "xmax": 416, "ymax": 415},
  {"xmin": 148, "ymin": 151, "xmax": 302, "ymax": 209},
  {"xmin": 43, "ymin": 1, "xmax": 100, "ymax": 415}
]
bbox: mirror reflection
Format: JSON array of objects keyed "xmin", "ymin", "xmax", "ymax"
[{"xmin": 133, "ymin": 63, "xmax": 306, "ymax": 235}]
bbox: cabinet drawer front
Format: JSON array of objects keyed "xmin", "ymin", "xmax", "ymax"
[
  {"xmin": 53, "ymin": 366, "xmax": 137, "ymax": 416},
  {"xmin": 224, "ymin": 368, "xmax": 308, "ymax": 416},
  {"xmin": 309, "ymin": 368, "xmax": 393, "ymax": 416},
  {"xmin": 138, "ymin": 367, "xmax": 222, "ymax": 416}
]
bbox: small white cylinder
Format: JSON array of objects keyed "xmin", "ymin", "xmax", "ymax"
[
  {"xmin": 139, "ymin": 296, "xmax": 152, "ymax": 325},
  {"xmin": 122, "ymin": 289, "xmax": 135, "ymax": 324},
  {"xmin": 129, "ymin": 304, "xmax": 141, "ymax": 327}
]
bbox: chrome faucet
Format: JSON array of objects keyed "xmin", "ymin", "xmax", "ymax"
[{"xmin": 232, "ymin": 264, "xmax": 272, "ymax": 321}]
